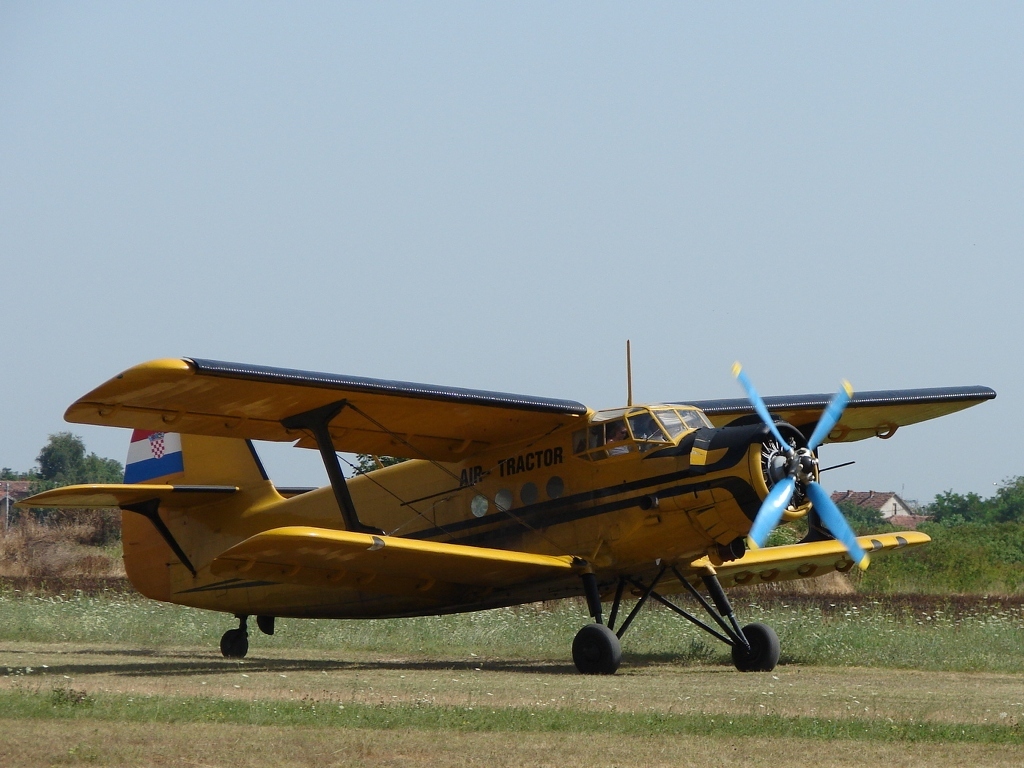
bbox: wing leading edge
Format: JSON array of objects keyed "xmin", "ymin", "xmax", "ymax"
[{"xmin": 64, "ymin": 358, "xmax": 589, "ymax": 462}]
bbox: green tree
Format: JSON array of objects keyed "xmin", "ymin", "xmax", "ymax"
[
  {"xmin": 929, "ymin": 489, "xmax": 988, "ymax": 524},
  {"xmin": 927, "ymin": 478, "xmax": 1024, "ymax": 525},
  {"xmin": 80, "ymin": 452, "xmax": 124, "ymax": 483},
  {"xmin": 1, "ymin": 468, "xmax": 34, "ymax": 480},
  {"xmin": 36, "ymin": 432, "xmax": 88, "ymax": 483},
  {"xmin": 352, "ymin": 454, "xmax": 407, "ymax": 475},
  {"xmin": 991, "ymin": 476, "xmax": 1024, "ymax": 523},
  {"xmin": 836, "ymin": 500, "xmax": 888, "ymax": 533},
  {"xmin": 35, "ymin": 432, "xmax": 123, "ymax": 485}
]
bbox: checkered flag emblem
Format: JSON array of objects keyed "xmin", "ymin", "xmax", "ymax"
[{"xmin": 149, "ymin": 432, "xmax": 166, "ymax": 459}]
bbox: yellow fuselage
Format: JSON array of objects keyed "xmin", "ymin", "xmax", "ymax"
[{"xmin": 123, "ymin": 425, "xmax": 768, "ymax": 619}]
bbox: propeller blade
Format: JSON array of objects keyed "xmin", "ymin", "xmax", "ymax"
[
  {"xmin": 748, "ymin": 476, "xmax": 796, "ymax": 547},
  {"xmin": 807, "ymin": 381, "xmax": 853, "ymax": 452},
  {"xmin": 804, "ymin": 481, "xmax": 870, "ymax": 570},
  {"xmin": 732, "ymin": 363, "xmax": 792, "ymax": 452}
]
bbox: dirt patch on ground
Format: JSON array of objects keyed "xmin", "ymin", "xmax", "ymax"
[
  {"xmin": 2, "ymin": 718, "xmax": 1022, "ymax": 768},
  {"xmin": 2, "ymin": 643, "xmax": 1023, "ymax": 768}
]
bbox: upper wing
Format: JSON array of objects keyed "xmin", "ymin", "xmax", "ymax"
[
  {"xmin": 64, "ymin": 358, "xmax": 588, "ymax": 462},
  {"xmin": 209, "ymin": 526, "xmax": 578, "ymax": 594},
  {"xmin": 685, "ymin": 386, "xmax": 995, "ymax": 443}
]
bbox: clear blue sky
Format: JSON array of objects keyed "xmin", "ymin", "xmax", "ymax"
[{"xmin": 2, "ymin": 3, "xmax": 1020, "ymax": 503}]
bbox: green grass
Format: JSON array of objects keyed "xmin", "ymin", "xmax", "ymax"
[
  {"xmin": 2, "ymin": 588, "xmax": 1022, "ymax": 673},
  {"xmin": 2, "ymin": 687, "xmax": 1020, "ymax": 744}
]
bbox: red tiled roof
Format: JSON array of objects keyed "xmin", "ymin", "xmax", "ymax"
[
  {"xmin": 0, "ymin": 480, "xmax": 33, "ymax": 501},
  {"xmin": 831, "ymin": 490, "xmax": 903, "ymax": 511}
]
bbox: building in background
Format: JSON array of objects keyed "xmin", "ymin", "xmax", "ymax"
[
  {"xmin": 830, "ymin": 490, "xmax": 928, "ymax": 529},
  {"xmin": 2, "ymin": 480, "xmax": 33, "ymax": 530}
]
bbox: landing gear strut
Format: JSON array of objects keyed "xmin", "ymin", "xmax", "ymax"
[
  {"xmin": 571, "ymin": 572, "xmax": 622, "ymax": 674},
  {"xmin": 220, "ymin": 615, "xmax": 249, "ymax": 659},
  {"xmin": 572, "ymin": 566, "xmax": 780, "ymax": 675}
]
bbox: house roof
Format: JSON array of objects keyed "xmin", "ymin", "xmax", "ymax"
[
  {"xmin": 0, "ymin": 480, "xmax": 33, "ymax": 501},
  {"xmin": 830, "ymin": 490, "xmax": 909, "ymax": 511}
]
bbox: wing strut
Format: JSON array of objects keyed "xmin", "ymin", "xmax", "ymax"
[{"xmin": 281, "ymin": 400, "xmax": 384, "ymax": 535}]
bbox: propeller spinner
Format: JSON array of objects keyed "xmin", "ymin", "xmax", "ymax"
[{"xmin": 732, "ymin": 363, "xmax": 869, "ymax": 570}]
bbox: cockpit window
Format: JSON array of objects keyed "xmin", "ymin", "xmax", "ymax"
[
  {"xmin": 678, "ymin": 408, "xmax": 713, "ymax": 430},
  {"xmin": 574, "ymin": 406, "xmax": 708, "ymax": 461},
  {"xmin": 585, "ymin": 418, "xmax": 630, "ymax": 450},
  {"xmin": 654, "ymin": 409, "xmax": 686, "ymax": 438},
  {"xmin": 628, "ymin": 412, "xmax": 667, "ymax": 442}
]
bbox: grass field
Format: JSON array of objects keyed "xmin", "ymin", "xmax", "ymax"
[
  {"xmin": 1, "ymin": 585, "xmax": 1023, "ymax": 766},
  {"xmin": 3, "ymin": 585, "xmax": 1022, "ymax": 672}
]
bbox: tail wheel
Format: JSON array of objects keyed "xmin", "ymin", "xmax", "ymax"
[
  {"xmin": 572, "ymin": 623, "xmax": 621, "ymax": 675},
  {"xmin": 731, "ymin": 622, "xmax": 780, "ymax": 672}
]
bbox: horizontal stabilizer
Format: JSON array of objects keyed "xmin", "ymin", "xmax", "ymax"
[
  {"xmin": 681, "ymin": 530, "xmax": 930, "ymax": 588},
  {"xmin": 16, "ymin": 484, "xmax": 238, "ymax": 509},
  {"xmin": 210, "ymin": 526, "xmax": 578, "ymax": 593}
]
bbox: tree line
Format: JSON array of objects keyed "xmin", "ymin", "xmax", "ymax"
[{"xmin": 2, "ymin": 432, "xmax": 123, "ymax": 488}]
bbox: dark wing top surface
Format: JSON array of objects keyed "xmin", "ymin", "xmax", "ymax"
[
  {"xmin": 683, "ymin": 385, "xmax": 996, "ymax": 443},
  {"xmin": 65, "ymin": 358, "xmax": 588, "ymax": 461}
]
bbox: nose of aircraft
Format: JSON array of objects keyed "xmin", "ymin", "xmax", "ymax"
[{"xmin": 733, "ymin": 364, "xmax": 870, "ymax": 570}]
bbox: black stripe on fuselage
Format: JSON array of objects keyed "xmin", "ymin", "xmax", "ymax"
[
  {"xmin": 177, "ymin": 578, "xmax": 279, "ymax": 594},
  {"xmin": 405, "ymin": 441, "xmax": 758, "ymax": 546},
  {"xmin": 443, "ymin": 475, "xmax": 761, "ymax": 548}
]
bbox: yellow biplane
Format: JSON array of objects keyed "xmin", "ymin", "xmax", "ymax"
[{"xmin": 20, "ymin": 358, "xmax": 994, "ymax": 674}]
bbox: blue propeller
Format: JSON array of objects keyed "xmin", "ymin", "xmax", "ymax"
[{"xmin": 733, "ymin": 364, "xmax": 869, "ymax": 570}]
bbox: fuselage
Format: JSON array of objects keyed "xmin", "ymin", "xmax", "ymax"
[{"xmin": 122, "ymin": 405, "xmax": 779, "ymax": 620}]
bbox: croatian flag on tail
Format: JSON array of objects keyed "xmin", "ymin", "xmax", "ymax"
[{"xmin": 124, "ymin": 430, "xmax": 184, "ymax": 484}]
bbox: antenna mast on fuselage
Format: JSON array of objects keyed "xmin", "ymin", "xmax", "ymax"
[{"xmin": 626, "ymin": 339, "xmax": 633, "ymax": 407}]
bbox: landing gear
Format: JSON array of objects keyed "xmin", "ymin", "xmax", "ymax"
[
  {"xmin": 572, "ymin": 624, "xmax": 621, "ymax": 675},
  {"xmin": 575, "ymin": 566, "xmax": 781, "ymax": 675},
  {"xmin": 731, "ymin": 622, "xmax": 780, "ymax": 672},
  {"xmin": 220, "ymin": 615, "xmax": 249, "ymax": 659},
  {"xmin": 572, "ymin": 572, "xmax": 623, "ymax": 675},
  {"xmin": 256, "ymin": 615, "xmax": 275, "ymax": 636}
]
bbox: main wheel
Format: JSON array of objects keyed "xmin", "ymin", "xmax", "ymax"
[
  {"xmin": 572, "ymin": 623, "xmax": 621, "ymax": 675},
  {"xmin": 220, "ymin": 628, "xmax": 249, "ymax": 659},
  {"xmin": 731, "ymin": 622, "xmax": 780, "ymax": 672}
]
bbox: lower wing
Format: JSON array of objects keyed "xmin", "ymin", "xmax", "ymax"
[
  {"xmin": 677, "ymin": 531, "xmax": 929, "ymax": 588},
  {"xmin": 209, "ymin": 526, "xmax": 579, "ymax": 596}
]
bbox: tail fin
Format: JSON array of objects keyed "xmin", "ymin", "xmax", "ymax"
[{"xmin": 125, "ymin": 431, "xmax": 268, "ymax": 487}]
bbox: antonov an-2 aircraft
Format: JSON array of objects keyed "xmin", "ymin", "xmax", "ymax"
[{"xmin": 20, "ymin": 358, "xmax": 995, "ymax": 674}]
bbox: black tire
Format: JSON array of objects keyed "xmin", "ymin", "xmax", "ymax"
[
  {"xmin": 256, "ymin": 615, "xmax": 275, "ymax": 636},
  {"xmin": 220, "ymin": 628, "xmax": 249, "ymax": 659},
  {"xmin": 731, "ymin": 622, "xmax": 780, "ymax": 672},
  {"xmin": 572, "ymin": 623, "xmax": 621, "ymax": 675}
]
